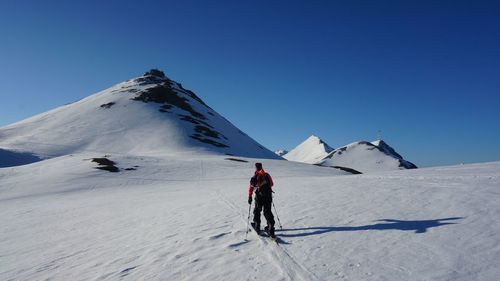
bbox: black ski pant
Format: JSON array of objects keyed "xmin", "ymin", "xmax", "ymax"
[{"xmin": 253, "ymin": 194, "xmax": 275, "ymax": 228}]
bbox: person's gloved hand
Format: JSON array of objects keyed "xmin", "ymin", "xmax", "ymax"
[{"xmin": 248, "ymin": 197, "xmax": 252, "ymax": 205}]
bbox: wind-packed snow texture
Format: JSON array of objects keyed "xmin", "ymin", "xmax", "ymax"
[
  {"xmin": 1, "ymin": 155, "xmax": 499, "ymax": 281},
  {"xmin": 283, "ymin": 135, "xmax": 334, "ymax": 164}
]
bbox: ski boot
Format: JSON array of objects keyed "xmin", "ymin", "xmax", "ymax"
[
  {"xmin": 264, "ymin": 225, "xmax": 276, "ymax": 239},
  {"xmin": 250, "ymin": 222, "xmax": 261, "ymax": 235}
]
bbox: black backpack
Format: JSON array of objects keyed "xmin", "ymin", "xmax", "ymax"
[{"xmin": 251, "ymin": 173, "xmax": 271, "ymax": 194}]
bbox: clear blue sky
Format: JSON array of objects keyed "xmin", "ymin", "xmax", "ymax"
[{"xmin": 1, "ymin": 0, "xmax": 499, "ymax": 167}]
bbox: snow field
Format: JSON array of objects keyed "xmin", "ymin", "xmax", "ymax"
[{"xmin": 1, "ymin": 155, "xmax": 499, "ymax": 280}]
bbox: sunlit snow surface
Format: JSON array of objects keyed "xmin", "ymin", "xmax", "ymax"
[
  {"xmin": 1, "ymin": 155, "xmax": 499, "ymax": 281},
  {"xmin": 0, "ymin": 72, "xmax": 496, "ymax": 280},
  {"xmin": 283, "ymin": 136, "xmax": 416, "ymax": 173},
  {"xmin": 284, "ymin": 135, "xmax": 333, "ymax": 164}
]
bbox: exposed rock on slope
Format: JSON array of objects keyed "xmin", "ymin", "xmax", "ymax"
[
  {"xmin": 0, "ymin": 69, "xmax": 281, "ymax": 162},
  {"xmin": 320, "ymin": 140, "xmax": 417, "ymax": 173}
]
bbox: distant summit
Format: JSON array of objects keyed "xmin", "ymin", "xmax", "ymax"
[
  {"xmin": 0, "ymin": 69, "xmax": 281, "ymax": 162},
  {"xmin": 283, "ymin": 135, "xmax": 334, "ymax": 164},
  {"xmin": 274, "ymin": 149, "xmax": 288, "ymax": 156},
  {"xmin": 371, "ymin": 139, "xmax": 404, "ymax": 160},
  {"xmin": 320, "ymin": 140, "xmax": 417, "ymax": 173},
  {"xmin": 283, "ymin": 135, "xmax": 417, "ymax": 173}
]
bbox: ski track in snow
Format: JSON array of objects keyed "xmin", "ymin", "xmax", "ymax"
[
  {"xmin": 216, "ymin": 189, "xmax": 321, "ymax": 281},
  {"xmin": 1, "ymin": 155, "xmax": 499, "ymax": 280}
]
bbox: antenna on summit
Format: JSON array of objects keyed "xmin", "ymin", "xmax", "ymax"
[{"xmin": 377, "ymin": 129, "xmax": 382, "ymax": 140}]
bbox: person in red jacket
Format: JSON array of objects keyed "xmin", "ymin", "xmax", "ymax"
[{"xmin": 248, "ymin": 162, "xmax": 275, "ymax": 238}]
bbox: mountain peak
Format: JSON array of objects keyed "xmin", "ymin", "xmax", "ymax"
[
  {"xmin": 304, "ymin": 135, "xmax": 331, "ymax": 147},
  {"xmin": 320, "ymin": 139, "xmax": 417, "ymax": 173},
  {"xmin": 371, "ymin": 139, "xmax": 403, "ymax": 159},
  {"xmin": 0, "ymin": 70, "xmax": 280, "ymax": 160},
  {"xmin": 306, "ymin": 135, "xmax": 321, "ymax": 142},
  {"xmin": 274, "ymin": 149, "xmax": 288, "ymax": 156},
  {"xmin": 144, "ymin": 68, "xmax": 166, "ymax": 79},
  {"xmin": 284, "ymin": 135, "xmax": 334, "ymax": 164}
]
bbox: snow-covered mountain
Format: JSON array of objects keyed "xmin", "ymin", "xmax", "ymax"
[
  {"xmin": 320, "ymin": 140, "xmax": 417, "ymax": 173},
  {"xmin": 0, "ymin": 69, "xmax": 280, "ymax": 162},
  {"xmin": 1, "ymin": 69, "xmax": 499, "ymax": 281},
  {"xmin": 282, "ymin": 135, "xmax": 416, "ymax": 173},
  {"xmin": 283, "ymin": 135, "xmax": 334, "ymax": 164},
  {"xmin": 274, "ymin": 149, "xmax": 288, "ymax": 156}
]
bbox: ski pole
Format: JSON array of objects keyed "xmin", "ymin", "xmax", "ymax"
[
  {"xmin": 245, "ymin": 202, "xmax": 252, "ymax": 240},
  {"xmin": 272, "ymin": 199, "xmax": 283, "ymax": 230}
]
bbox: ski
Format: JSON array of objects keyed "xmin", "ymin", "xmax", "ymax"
[{"xmin": 264, "ymin": 226, "xmax": 278, "ymax": 242}]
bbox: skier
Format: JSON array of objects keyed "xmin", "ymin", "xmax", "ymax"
[{"xmin": 248, "ymin": 162, "xmax": 276, "ymax": 238}]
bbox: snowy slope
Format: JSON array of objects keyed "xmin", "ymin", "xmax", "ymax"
[
  {"xmin": 283, "ymin": 135, "xmax": 334, "ymax": 164},
  {"xmin": 1, "ymin": 154, "xmax": 499, "ymax": 281},
  {"xmin": 320, "ymin": 140, "xmax": 417, "ymax": 173},
  {"xmin": 1, "ymin": 69, "xmax": 497, "ymax": 281},
  {"xmin": 0, "ymin": 70, "xmax": 280, "ymax": 161}
]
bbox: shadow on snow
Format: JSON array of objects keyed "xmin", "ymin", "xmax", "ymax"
[
  {"xmin": 0, "ymin": 148, "xmax": 43, "ymax": 168},
  {"xmin": 276, "ymin": 217, "xmax": 464, "ymax": 237}
]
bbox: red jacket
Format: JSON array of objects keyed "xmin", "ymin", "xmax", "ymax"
[{"xmin": 248, "ymin": 169, "xmax": 274, "ymax": 197}]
